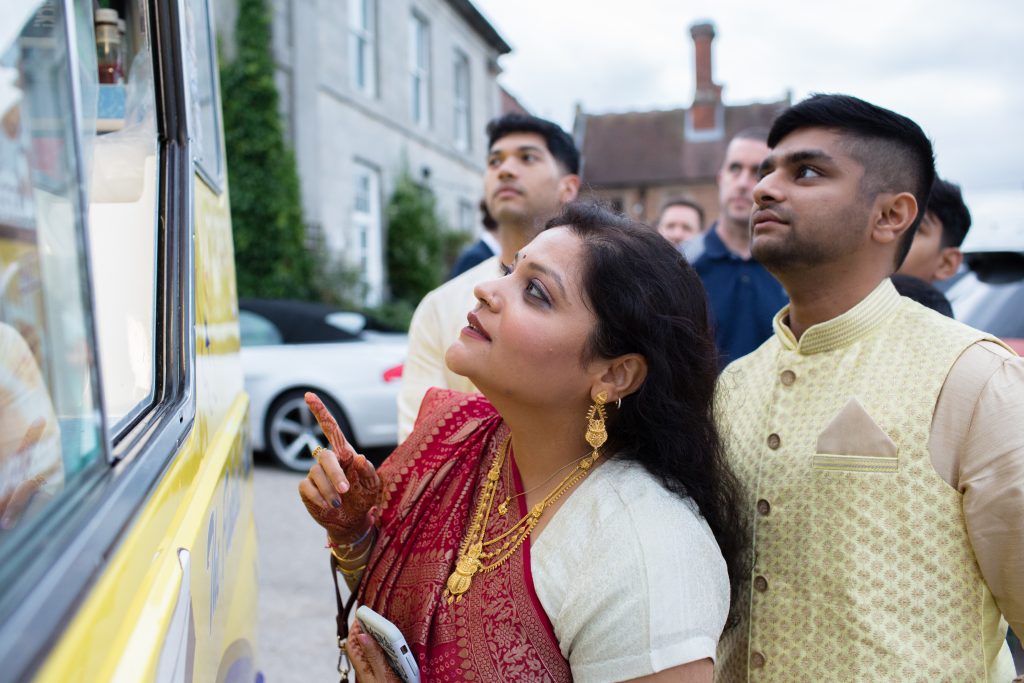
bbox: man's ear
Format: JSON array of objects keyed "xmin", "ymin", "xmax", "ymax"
[
  {"xmin": 872, "ymin": 191, "xmax": 918, "ymax": 247},
  {"xmin": 590, "ymin": 353, "xmax": 648, "ymax": 404},
  {"xmin": 934, "ymin": 246, "xmax": 963, "ymax": 281},
  {"xmin": 559, "ymin": 174, "xmax": 581, "ymax": 203}
]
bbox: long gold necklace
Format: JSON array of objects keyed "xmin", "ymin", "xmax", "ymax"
[
  {"xmin": 497, "ymin": 450, "xmax": 593, "ymax": 515},
  {"xmin": 443, "ymin": 435, "xmax": 601, "ymax": 603}
]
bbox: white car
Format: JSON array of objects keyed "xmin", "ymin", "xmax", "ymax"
[{"xmin": 239, "ymin": 298, "xmax": 406, "ymax": 471}]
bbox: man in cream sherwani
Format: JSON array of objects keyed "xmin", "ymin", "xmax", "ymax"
[
  {"xmin": 397, "ymin": 114, "xmax": 580, "ymax": 441},
  {"xmin": 715, "ymin": 94, "xmax": 1023, "ymax": 682}
]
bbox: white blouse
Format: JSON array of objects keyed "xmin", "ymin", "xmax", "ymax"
[{"xmin": 531, "ymin": 459, "xmax": 730, "ymax": 683}]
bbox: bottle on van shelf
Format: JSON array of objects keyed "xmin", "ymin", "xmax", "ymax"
[
  {"xmin": 117, "ymin": 18, "xmax": 127, "ymax": 78},
  {"xmin": 95, "ymin": 9, "xmax": 123, "ymax": 85}
]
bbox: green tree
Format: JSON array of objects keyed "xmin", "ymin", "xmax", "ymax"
[
  {"xmin": 221, "ymin": 0, "xmax": 312, "ymax": 299},
  {"xmin": 385, "ymin": 171, "xmax": 447, "ymax": 307}
]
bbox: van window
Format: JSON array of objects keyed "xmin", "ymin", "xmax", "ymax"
[
  {"xmin": 185, "ymin": 0, "xmax": 223, "ymax": 184},
  {"xmin": 0, "ymin": 0, "xmax": 105, "ymax": 538},
  {"xmin": 85, "ymin": 0, "xmax": 161, "ymax": 433}
]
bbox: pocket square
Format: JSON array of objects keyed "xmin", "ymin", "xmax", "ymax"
[{"xmin": 813, "ymin": 397, "xmax": 898, "ymax": 472}]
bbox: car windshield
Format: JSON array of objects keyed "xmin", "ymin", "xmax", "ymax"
[{"xmin": 239, "ymin": 310, "xmax": 283, "ymax": 346}]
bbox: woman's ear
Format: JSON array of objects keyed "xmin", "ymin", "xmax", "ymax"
[{"xmin": 591, "ymin": 353, "xmax": 648, "ymax": 403}]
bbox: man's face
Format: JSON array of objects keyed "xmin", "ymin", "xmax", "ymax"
[
  {"xmin": 749, "ymin": 127, "xmax": 874, "ymax": 272},
  {"xmin": 484, "ymin": 132, "xmax": 578, "ymax": 228},
  {"xmin": 896, "ymin": 212, "xmax": 960, "ymax": 283},
  {"xmin": 717, "ymin": 137, "xmax": 770, "ymax": 227},
  {"xmin": 656, "ymin": 205, "xmax": 702, "ymax": 246}
]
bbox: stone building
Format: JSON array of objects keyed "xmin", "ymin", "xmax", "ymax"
[
  {"xmin": 215, "ymin": 0, "xmax": 510, "ymax": 303},
  {"xmin": 574, "ymin": 22, "xmax": 789, "ymax": 227}
]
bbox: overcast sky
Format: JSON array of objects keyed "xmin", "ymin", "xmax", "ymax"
[{"xmin": 472, "ymin": 0, "xmax": 1024, "ymax": 195}]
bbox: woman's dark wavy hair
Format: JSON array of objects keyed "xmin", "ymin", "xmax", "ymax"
[{"xmin": 548, "ymin": 200, "xmax": 748, "ymax": 624}]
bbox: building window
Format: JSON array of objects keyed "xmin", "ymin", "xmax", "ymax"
[
  {"xmin": 352, "ymin": 162, "xmax": 383, "ymax": 304},
  {"xmin": 348, "ymin": 0, "xmax": 376, "ymax": 97},
  {"xmin": 409, "ymin": 12, "xmax": 430, "ymax": 127},
  {"xmin": 458, "ymin": 199, "xmax": 475, "ymax": 233},
  {"xmin": 453, "ymin": 50, "xmax": 470, "ymax": 151}
]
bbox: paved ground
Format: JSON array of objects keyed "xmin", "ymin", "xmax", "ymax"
[{"xmin": 254, "ymin": 461, "xmax": 350, "ymax": 682}]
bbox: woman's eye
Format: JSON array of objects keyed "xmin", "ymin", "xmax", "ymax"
[{"xmin": 525, "ymin": 280, "xmax": 550, "ymax": 304}]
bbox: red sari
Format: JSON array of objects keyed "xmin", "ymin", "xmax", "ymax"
[{"xmin": 357, "ymin": 389, "xmax": 571, "ymax": 682}]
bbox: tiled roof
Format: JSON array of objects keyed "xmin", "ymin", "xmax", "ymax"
[
  {"xmin": 578, "ymin": 99, "xmax": 790, "ymax": 187},
  {"xmin": 500, "ymin": 87, "xmax": 530, "ymax": 116}
]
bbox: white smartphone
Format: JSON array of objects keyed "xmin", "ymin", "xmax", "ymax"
[{"xmin": 354, "ymin": 605, "xmax": 421, "ymax": 683}]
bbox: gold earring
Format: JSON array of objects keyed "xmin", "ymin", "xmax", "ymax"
[{"xmin": 585, "ymin": 391, "xmax": 608, "ymax": 453}]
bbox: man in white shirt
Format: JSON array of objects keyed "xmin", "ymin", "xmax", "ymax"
[{"xmin": 397, "ymin": 114, "xmax": 580, "ymax": 440}]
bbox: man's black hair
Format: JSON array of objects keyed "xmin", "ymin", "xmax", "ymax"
[
  {"xmin": 927, "ymin": 178, "xmax": 971, "ymax": 248},
  {"xmin": 767, "ymin": 94, "xmax": 936, "ymax": 267},
  {"xmin": 486, "ymin": 113, "xmax": 580, "ymax": 176}
]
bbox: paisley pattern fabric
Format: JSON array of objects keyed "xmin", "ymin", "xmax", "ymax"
[{"xmin": 358, "ymin": 389, "xmax": 571, "ymax": 682}]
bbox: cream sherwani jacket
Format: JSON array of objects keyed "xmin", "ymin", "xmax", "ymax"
[{"xmin": 715, "ymin": 279, "xmax": 1023, "ymax": 682}]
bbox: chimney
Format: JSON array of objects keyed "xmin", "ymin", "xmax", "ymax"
[{"xmin": 689, "ymin": 21, "xmax": 722, "ymax": 132}]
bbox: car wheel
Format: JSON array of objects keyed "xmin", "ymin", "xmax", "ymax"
[{"xmin": 264, "ymin": 390, "xmax": 354, "ymax": 472}]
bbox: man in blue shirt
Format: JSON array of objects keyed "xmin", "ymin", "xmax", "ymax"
[{"xmin": 682, "ymin": 128, "xmax": 788, "ymax": 367}]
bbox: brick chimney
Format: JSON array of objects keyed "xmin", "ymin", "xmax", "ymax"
[{"xmin": 689, "ymin": 22, "xmax": 722, "ymax": 132}]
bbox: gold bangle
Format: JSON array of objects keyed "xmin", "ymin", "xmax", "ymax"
[
  {"xmin": 330, "ymin": 541, "xmax": 372, "ymax": 566},
  {"xmin": 325, "ymin": 526, "xmax": 374, "ymax": 553},
  {"xmin": 337, "ymin": 562, "xmax": 367, "ymax": 578}
]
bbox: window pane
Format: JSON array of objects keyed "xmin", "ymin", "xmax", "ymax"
[
  {"xmin": 351, "ymin": 162, "xmax": 381, "ymax": 304},
  {"xmin": 239, "ymin": 311, "xmax": 283, "ymax": 347},
  {"xmin": 349, "ymin": 0, "xmax": 375, "ymax": 97},
  {"xmin": 0, "ymin": 0, "xmax": 105, "ymax": 537},
  {"xmin": 453, "ymin": 50, "xmax": 469, "ymax": 150},
  {"xmin": 409, "ymin": 13, "xmax": 428, "ymax": 126},
  {"xmin": 355, "ymin": 38, "xmax": 365, "ymax": 88},
  {"xmin": 185, "ymin": 0, "xmax": 221, "ymax": 181},
  {"xmin": 87, "ymin": 0, "xmax": 160, "ymax": 431},
  {"xmin": 459, "ymin": 199, "xmax": 474, "ymax": 232}
]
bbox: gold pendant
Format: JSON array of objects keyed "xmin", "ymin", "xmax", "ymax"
[
  {"xmin": 585, "ymin": 418, "xmax": 606, "ymax": 449},
  {"xmin": 445, "ymin": 542, "xmax": 482, "ymax": 603},
  {"xmin": 497, "ymin": 498, "xmax": 509, "ymax": 515}
]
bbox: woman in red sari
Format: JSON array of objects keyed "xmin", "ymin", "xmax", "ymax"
[{"xmin": 300, "ymin": 202, "xmax": 746, "ymax": 682}]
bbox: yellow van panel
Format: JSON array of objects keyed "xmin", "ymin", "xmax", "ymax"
[{"xmin": 34, "ymin": 178, "xmax": 257, "ymax": 682}]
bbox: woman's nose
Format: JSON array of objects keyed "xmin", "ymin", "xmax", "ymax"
[{"xmin": 473, "ymin": 279, "xmax": 500, "ymax": 309}]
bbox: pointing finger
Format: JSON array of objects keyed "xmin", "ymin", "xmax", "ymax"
[{"xmin": 305, "ymin": 393, "xmax": 357, "ymax": 466}]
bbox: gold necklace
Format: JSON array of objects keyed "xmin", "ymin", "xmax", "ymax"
[
  {"xmin": 497, "ymin": 450, "xmax": 593, "ymax": 515},
  {"xmin": 444, "ymin": 435, "xmax": 600, "ymax": 603}
]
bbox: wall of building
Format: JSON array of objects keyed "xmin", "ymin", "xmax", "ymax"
[
  {"xmin": 214, "ymin": 0, "xmax": 505, "ymax": 302},
  {"xmin": 584, "ymin": 181, "xmax": 720, "ymax": 228}
]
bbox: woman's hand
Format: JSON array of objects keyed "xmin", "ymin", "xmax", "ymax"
[
  {"xmin": 298, "ymin": 392, "xmax": 381, "ymax": 543},
  {"xmin": 346, "ymin": 620, "xmax": 404, "ymax": 683}
]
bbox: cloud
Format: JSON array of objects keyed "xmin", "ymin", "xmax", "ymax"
[{"xmin": 474, "ymin": 0, "xmax": 1024, "ymax": 191}]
